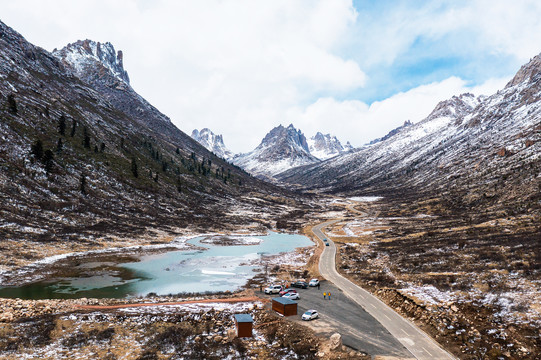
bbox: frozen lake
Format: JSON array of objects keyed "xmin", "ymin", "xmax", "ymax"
[{"xmin": 0, "ymin": 232, "xmax": 313, "ymax": 299}]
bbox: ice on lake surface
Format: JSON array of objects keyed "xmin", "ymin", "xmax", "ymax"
[{"xmin": 0, "ymin": 232, "xmax": 312, "ymax": 299}]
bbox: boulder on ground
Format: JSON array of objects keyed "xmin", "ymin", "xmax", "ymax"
[{"xmin": 329, "ymin": 333, "xmax": 342, "ymax": 351}]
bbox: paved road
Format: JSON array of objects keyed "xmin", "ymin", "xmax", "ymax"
[
  {"xmin": 289, "ymin": 282, "xmax": 411, "ymax": 357},
  {"xmin": 314, "ymin": 219, "xmax": 456, "ymax": 360}
]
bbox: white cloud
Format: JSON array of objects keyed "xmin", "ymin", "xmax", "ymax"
[
  {"xmin": 350, "ymin": 0, "xmax": 541, "ymax": 68},
  {"xmin": 468, "ymin": 0, "xmax": 541, "ymax": 61},
  {"xmin": 289, "ymin": 76, "xmax": 509, "ymax": 147},
  {"xmin": 1, "ymin": 0, "xmax": 363, "ymax": 153},
  {"xmin": 0, "ymin": 0, "xmax": 537, "ymax": 154}
]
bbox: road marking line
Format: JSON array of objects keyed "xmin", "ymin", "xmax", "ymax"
[
  {"xmin": 370, "ymin": 303, "xmax": 377, "ymax": 308},
  {"xmin": 383, "ymin": 314, "xmax": 391, "ymax": 320},
  {"xmin": 401, "ymin": 328, "xmax": 409, "ymax": 336},
  {"xmin": 422, "ymin": 347, "xmax": 433, "ymax": 356}
]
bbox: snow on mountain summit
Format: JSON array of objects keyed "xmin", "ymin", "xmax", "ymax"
[
  {"xmin": 308, "ymin": 132, "xmax": 353, "ymax": 160},
  {"xmin": 233, "ymin": 124, "xmax": 320, "ymax": 179},
  {"xmin": 53, "ymin": 40, "xmax": 130, "ymax": 85},
  {"xmin": 191, "ymin": 128, "xmax": 234, "ymax": 160}
]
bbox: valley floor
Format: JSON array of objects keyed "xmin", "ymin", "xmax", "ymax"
[
  {"xmin": 0, "ymin": 195, "xmax": 539, "ymax": 359},
  {"xmin": 325, "ymin": 197, "xmax": 540, "ymax": 359}
]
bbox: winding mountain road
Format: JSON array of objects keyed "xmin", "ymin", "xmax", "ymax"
[{"xmin": 314, "ymin": 214, "xmax": 456, "ymax": 360}]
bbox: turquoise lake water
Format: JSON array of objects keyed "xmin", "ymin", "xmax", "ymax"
[{"xmin": 0, "ymin": 232, "xmax": 312, "ymax": 299}]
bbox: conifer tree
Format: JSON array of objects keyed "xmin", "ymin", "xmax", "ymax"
[
  {"xmin": 56, "ymin": 138, "xmax": 63, "ymax": 153},
  {"xmin": 42, "ymin": 150, "xmax": 54, "ymax": 174},
  {"xmin": 30, "ymin": 139, "xmax": 44, "ymax": 161},
  {"xmin": 58, "ymin": 115, "xmax": 66, "ymax": 136},
  {"xmin": 131, "ymin": 157, "xmax": 138, "ymax": 178},
  {"xmin": 83, "ymin": 127, "xmax": 90, "ymax": 148},
  {"xmin": 70, "ymin": 119, "xmax": 77, "ymax": 137},
  {"xmin": 80, "ymin": 174, "xmax": 87, "ymax": 195},
  {"xmin": 7, "ymin": 94, "xmax": 17, "ymax": 115}
]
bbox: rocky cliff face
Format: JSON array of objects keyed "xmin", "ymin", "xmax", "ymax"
[
  {"xmin": 307, "ymin": 132, "xmax": 353, "ymax": 160},
  {"xmin": 233, "ymin": 124, "xmax": 320, "ymax": 179},
  {"xmin": 54, "ymin": 40, "xmax": 130, "ymax": 85},
  {"xmin": 506, "ymin": 53, "xmax": 541, "ymax": 88},
  {"xmin": 191, "ymin": 128, "xmax": 234, "ymax": 160}
]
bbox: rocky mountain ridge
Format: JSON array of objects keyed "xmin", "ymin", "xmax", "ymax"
[
  {"xmin": 307, "ymin": 132, "xmax": 353, "ymax": 160},
  {"xmin": 231, "ymin": 124, "xmax": 353, "ymax": 178},
  {"xmin": 232, "ymin": 124, "xmax": 320, "ymax": 179},
  {"xmin": 53, "ymin": 40, "xmax": 130, "ymax": 85},
  {"xmin": 279, "ymin": 59, "xmax": 540, "ymax": 214},
  {"xmin": 191, "ymin": 128, "xmax": 234, "ymax": 160},
  {"xmin": 368, "ymin": 120, "xmax": 413, "ymax": 145}
]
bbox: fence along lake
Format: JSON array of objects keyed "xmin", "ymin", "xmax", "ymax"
[{"xmin": 0, "ymin": 232, "xmax": 313, "ymax": 299}]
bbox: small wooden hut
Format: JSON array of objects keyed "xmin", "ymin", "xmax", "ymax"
[
  {"xmin": 272, "ymin": 297, "xmax": 297, "ymax": 316},
  {"xmin": 234, "ymin": 314, "xmax": 253, "ymax": 338}
]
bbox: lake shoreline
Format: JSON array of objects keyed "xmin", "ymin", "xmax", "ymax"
[{"xmin": 0, "ymin": 231, "xmax": 314, "ymax": 299}]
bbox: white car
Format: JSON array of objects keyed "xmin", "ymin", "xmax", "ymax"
[
  {"xmin": 309, "ymin": 279, "xmax": 320, "ymax": 287},
  {"xmin": 282, "ymin": 292, "xmax": 300, "ymax": 300},
  {"xmin": 302, "ymin": 310, "xmax": 319, "ymax": 321},
  {"xmin": 264, "ymin": 284, "xmax": 283, "ymax": 294}
]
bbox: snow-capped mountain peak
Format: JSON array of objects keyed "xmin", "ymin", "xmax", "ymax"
[
  {"xmin": 53, "ymin": 39, "xmax": 130, "ymax": 85},
  {"xmin": 191, "ymin": 128, "xmax": 234, "ymax": 160},
  {"xmin": 308, "ymin": 132, "xmax": 352, "ymax": 160},
  {"xmin": 233, "ymin": 124, "xmax": 319, "ymax": 179}
]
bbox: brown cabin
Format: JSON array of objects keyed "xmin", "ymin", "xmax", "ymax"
[
  {"xmin": 272, "ymin": 297, "xmax": 297, "ymax": 316},
  {"xmin": 234, "ymin": 314, "xmax": 253, "ymax": 338}
]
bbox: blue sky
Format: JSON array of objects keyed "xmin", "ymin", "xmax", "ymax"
[{"xmin": 1, "ymin": 0, "xmax": 539, "ymax": 152}]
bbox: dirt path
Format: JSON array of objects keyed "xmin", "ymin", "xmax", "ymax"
[{"xmin": 75, "ymin": 296, "xmax": 266, "ymax": 310}]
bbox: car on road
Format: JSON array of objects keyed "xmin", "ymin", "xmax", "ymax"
[
  {"xmin": 309, "ymin": 279, "xmax": 320, "ymax": 287},
  {"xmin": 325, "ymin": 242, "xmax": 330, "ymax": 246},
  {"xmin": 302, "ymin": 310, "xmax": 319, "ymax": 321},
  {"xmin": 264, "ymin": 284, "xmax": 283, "ymax": 294},
  {"xmin": 323, "ymin": 238, "xmax": 328, "ymax": 242},
  {"xmin": 282, "ymin": 292, "xmax": 300, "ymax": 300},
  {"xmin": 290, "ymin": 280, "xmax": 308, "ymax": 289},
  {"xmin": 279, "ymin": 288, "xmax": 298, "ymax": 296}
]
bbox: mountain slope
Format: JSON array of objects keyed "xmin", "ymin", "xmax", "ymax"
[
  {"xmin": 191, "ymin": 128, "xmax": 234, "ymax": 160},
  {"xmin": 233, "ymin": 124, "xmax": 320, "ymax": 179},
  {"xmin": 0, "ymin": 20, "xmax": 309, "ymax": 271},
  {"xmin": 279, "ymin": 78, "xmax": 540, "ymax": 212},
  {"xmin": 368, "ymin": 120, "xmax": 413, "ymax": 145}
]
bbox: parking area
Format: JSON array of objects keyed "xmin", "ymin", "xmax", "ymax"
[{"xmin": 261, "ymin": 280, "xmax": 410, "ymax": 357}]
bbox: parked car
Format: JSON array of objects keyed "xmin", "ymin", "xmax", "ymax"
[
  {"xmin": 264, "ymin": 284, "xmax": 283, "ymax": 294},
  {"xmin": 290, "ymin": 280, "xmax": 308, "ymax": 289},
  {"xmin": 279, "ymin": 288, "xmax": 297, "ymax": 296},
  {"xmin": 302, "ymin": 310, "xmax": 319, "ymax": 321},
  {"xmin": 282, "ymin": 292, "xmax": 300, "ymax": 300},
  {"xmin": 325, "ymin": 242, "xmax": 330, "ymax": 246},
  {"xmin": 309, "ymin": 279, "xmax": 320, "ymax": 287}
]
